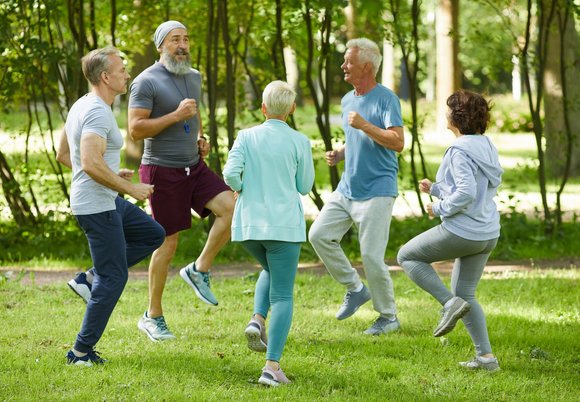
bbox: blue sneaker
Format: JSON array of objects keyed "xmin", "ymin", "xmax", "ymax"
[
  {"xmin": 180, "ymin": 263, "xmax": 218, "ymax": 306},
  {"xmin": 66, "ymin": 350, "xmax": 106, "ymax": 367},
  {"xmin": 364, "ymin": 316, "xmax": 401, "ymax": 335},
  {"xmin": 335, "ymin": 285, "xmax": 371, "ymax": 320},
  {"xmin": 67, "ymin": 272, "xmax": 92, "ymax": 303}
]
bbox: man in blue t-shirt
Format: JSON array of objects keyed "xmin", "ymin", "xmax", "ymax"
[{"xmin": 309, "ymin": 38, "xmax": 404, "ymax": 335}]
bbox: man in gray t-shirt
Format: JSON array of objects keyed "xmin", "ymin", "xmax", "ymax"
[
  {"xmin": 128, "ymin": 21, "xmax": 234, "ymax": 341},
  {"xmin": 57, "ymin": 46, "xmax": 164, "ymax": 366}
]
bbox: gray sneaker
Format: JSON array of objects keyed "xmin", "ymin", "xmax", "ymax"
[
  {"xmin": 245, "ymin": 318, "xmax": 267, "ymax": 352},
  {"xmin": 180, "ymin": 263, "xmax": 218, "ymax": 306},
  {"xmin": 433, "ymin": 296, "xmax": 471, "ymax": 337},
  {"xmin": 336, "ymin": 285, "xmax": 371, "ymax": 320},
  {"xmin": 364, "ymin": 316, "xmax": 401, "ymax": 335},
  {"xmin": 137, "ymin": 312, "xmax": 176, "ymax": 342},
  {"xmin": 459, "ymin": 356, "xmax": 500, "ymax": 372}
]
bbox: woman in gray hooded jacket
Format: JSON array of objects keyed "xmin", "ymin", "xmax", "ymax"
[{"xmin": 398, "ymin": 90, "xmax": 503, "ymax": 371}]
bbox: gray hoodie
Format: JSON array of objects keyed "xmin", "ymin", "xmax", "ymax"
[{"xmin": 430, "ymin": 134, "xmax": 503, "ymax": 241}]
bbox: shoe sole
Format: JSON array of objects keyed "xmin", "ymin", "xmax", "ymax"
[
  {"xmin": 336, "ymin": 293, "xmax": 371, "ymax": 320},
  {"xmin": 433, "ymin": 302, "xmax": 471, "ymax": 337},
  {"xmin": 258, "ymin": 376, "xmax": 282, "ymax": 387},
  {"xmin": 67, "ymin": 280, "xmax": 90, "ymax": 304},
  {"xmin": 179, "ymin": 268, "xmax": 218, "ymax": 306},
  {"xmin": 67, "ymin": 360, "xmax": 93, "ymax": 367},
  {"xmin": 245, "ymin": 326, "xmax": 267, "ymax": 352}
]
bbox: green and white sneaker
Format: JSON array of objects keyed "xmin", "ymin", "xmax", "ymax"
[
  {"xmin": 180, "ymin": 263, "xmax": 218, "ymax": 306},
  {"xmin": 137, "ymin": 312, "xmax": 176, "ymax": 342}
]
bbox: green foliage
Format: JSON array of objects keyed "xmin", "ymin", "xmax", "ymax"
[
  {"xmin": 2, "ymin": 210, "xmax": 579, "ymax": 268},
  {"xmin": 0, "ymin": 269, "xmax": 578, "ymax": 400},
  {"xmin": 489, "ymin": 95, "xmax": 535, "ymax": 133}
]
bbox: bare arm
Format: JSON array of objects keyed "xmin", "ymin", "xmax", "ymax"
[
  {"xmin": 128, "ymin": 98, "xmax": 198, "ymax": 141},
  {"xmin": 56, "ymin": 129, "xmax": 72, "ymax": 169},
  {"xmin": 80, "ymin": 133, "xmax": 154, "ymax": 200},
  {"xmin": 348, "ymin": 111, "xmax": 404, "ymax": 152}
]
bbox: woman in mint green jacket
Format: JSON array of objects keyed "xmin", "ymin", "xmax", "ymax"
[{"xmin": 222, "ymin": 81, "xmax": 314, "ymax": 387}]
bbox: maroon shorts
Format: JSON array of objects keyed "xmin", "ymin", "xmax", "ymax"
[{"xmin": 139, "ymin": 160, "xmax": 231, "ymax": 236}]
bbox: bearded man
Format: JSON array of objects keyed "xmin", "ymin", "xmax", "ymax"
[{"xmin": 67, "ymin": 21, "xmax": 234, "ymax": 341}]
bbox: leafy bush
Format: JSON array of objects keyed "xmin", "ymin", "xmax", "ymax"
[{"xmin": 488, "ymin": 95, "xmax": 535, "ymax": 133}]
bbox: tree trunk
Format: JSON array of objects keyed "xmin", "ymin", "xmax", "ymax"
[
  {"xmin": 219, "ymin": 0, "xmax": 236, "ymax": 150},
  {"xmin": 435, "ymin": 0, "xmax": 459, "ymax": 131},
  {"xmin": 544, "ymin": 3, "xmax": 580, "ymax": 178},
  {"xmin": 0, "ymin": 150, "xmax": 36, "ymax": 226}
]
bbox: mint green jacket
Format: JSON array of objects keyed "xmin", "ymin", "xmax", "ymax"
[{"xmin": 222, "ymin": 119, "xmax": 314, "ymax": 242}]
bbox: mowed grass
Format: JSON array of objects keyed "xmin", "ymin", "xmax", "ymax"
[{"xmin": 0, "ymin": 268, "xmax": 578, "ymax": 401}]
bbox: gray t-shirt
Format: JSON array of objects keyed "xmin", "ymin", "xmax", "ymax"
[
  {"xmin": 65, "ymin": 94, "xmax": 123, "ymax": 215},
  {"xmin": 129, "ymin": 62, "xmax": 202, "ymax": 168}
]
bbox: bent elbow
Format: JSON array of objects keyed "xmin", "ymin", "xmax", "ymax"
[{"xmin": 128, "ymin": 127, "xmax": 141, "ymax": 141}]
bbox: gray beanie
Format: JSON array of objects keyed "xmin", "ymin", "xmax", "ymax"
[{"xmin": 154, "ymin": 20, "xmax": 187, "ymax": 49}]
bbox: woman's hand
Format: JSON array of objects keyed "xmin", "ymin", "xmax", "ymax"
[{"xmin": 419, "ymin": 178, "xmax": 432, "ymax": 194}]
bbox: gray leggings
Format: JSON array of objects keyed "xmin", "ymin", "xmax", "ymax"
[{"xmin": 397, "ymin": 224, "xmax": 498, "ymax": 356}]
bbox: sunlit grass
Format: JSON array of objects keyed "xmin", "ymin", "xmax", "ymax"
[{"xmin": 0, "ymin": 268, "xmax": 578, "ymax": 400}]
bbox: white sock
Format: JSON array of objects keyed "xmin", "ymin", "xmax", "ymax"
[
  {"xmin": 73, "ymin": 349, "xmax": 87, "ymax": 358},
  {"xmin": 478, "ymin": 356, "xmax": 496, "ymax": 362},
  {"xmin": 86, "ymin": 270, "xmax": 94, "ymax": 284},
  {"xmin": 353, "ymin": 284, "xmax": 364, "ymax": 293}
]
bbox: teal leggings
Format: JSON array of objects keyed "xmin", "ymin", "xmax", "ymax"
[{"xmin": 242, "ymin": 240, "xmax": 301, "ymax": 362}]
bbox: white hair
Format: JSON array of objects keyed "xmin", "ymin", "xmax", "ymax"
[
  {"xmin": 262, "ymin": 80, "xmax": 296, "ymax": 116},
  {"xmin": 346, "ymin": 38, "xmax": 382, "ymax": 77}
]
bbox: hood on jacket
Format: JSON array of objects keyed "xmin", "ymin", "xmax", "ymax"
[{"xmin": 449, "ymin": 135, "xmax": 503, "ymax": 188}]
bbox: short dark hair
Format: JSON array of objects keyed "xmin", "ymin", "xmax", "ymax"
[{"xmin": 446, "ymin": 90, "xmax": 492, "ymax": 135}]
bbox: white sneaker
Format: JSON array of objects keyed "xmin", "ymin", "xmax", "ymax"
[
  {"xmin": 459, "ymin": 356, "xmax": 500, "ymax": 372},
  {"xmin": 137, "ymin": 312, "xmax": 176, "ymax": 342}
]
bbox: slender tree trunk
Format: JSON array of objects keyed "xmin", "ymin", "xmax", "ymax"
[
  {"xmin": 520, "ymin": 0, "xmax": 556, "ymax": 231},
  {"xmin": 303, "ymin": 1, "xmax": 339, "ymax": 195},
  {"xmin": 435, "ymin": 0, "xmax": 459, "ymax": 131},
  {"xmin": 390, "ymin": 0, "xmax": 429, "ymax": 215},
  {"xmin": 219, "ymin": 0, "xmax": 236, "ymax": 150},
  {"xmin": 206, "ymin": 0, "xmax": 221, "ymax": 174},
  {"xmin": 110, "ymin": 0, "xmax": 117, "ymax": 46},
  {"xmin": 0, "ymin": 150, "xmax": 36, "ymax": 226}
]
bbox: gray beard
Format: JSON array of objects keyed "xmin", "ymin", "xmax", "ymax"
[{"xmin": 163, "ymin": 54, "xmax": 191, "ymax": 75}]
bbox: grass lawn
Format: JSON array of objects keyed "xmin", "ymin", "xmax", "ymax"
[{"xmin": 1, "ymin": 268, "xmax": 578, "ymax": 401}]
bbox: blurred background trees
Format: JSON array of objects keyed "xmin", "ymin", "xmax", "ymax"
[{"xmin": 0, "ymin": 0, "xmax": 578, "ymax": 233}]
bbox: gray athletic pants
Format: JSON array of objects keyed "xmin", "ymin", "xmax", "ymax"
[
  {"xmin": 309, "ymin": 192, "xmax": 397, "ymax": 318},
  {"xmin": 397, "ymin": 224, "xmax": 498, "ymax": 356}
]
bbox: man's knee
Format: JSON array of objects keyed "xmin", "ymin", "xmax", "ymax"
[
  {"xmin": 308, "ymin": 222, "xmax": 322, "ymax": 246},
  {"xmin": 209, "ymin": 191, "xmax": 235, "ymax": 218}
]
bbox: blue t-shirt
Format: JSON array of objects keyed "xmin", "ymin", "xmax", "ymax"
[{"xmin": 336, "ymin": 84, "xmax": 403, "ymax": 200}]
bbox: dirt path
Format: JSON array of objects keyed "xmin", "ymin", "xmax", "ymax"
[{"xmin": 2, "ymin": 259, "xmax": 577, "ymax": 287}]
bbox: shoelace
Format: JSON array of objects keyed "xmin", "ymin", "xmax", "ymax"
[
  {"xmin": 153, "ymin": 316, "xmax": 169, "ymax": 331},
  {"xmin": 371, "ymin": 317, "xmax": 390, "ymax": 330},
  {"xmin": 200, "ymin": 271, "xmax": 211, "ymax": 287},
  {"xmin": 341, "ymin": 292, "xmax": 352, "ymax": 306},
  {"xmin": 87, "ymin": 350, "xmax": 105, "ymax": 363}
]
